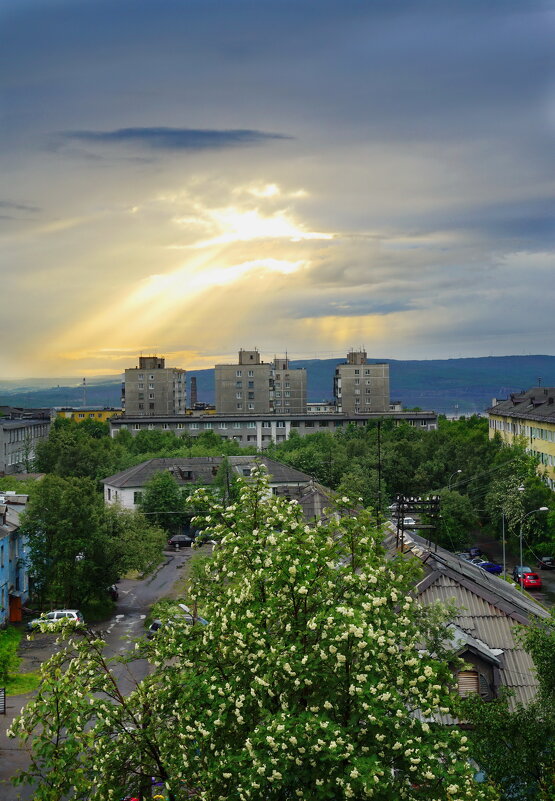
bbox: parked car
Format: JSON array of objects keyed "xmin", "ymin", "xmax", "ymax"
[
  {"xmin": 537, "ymin": 556, "xmax": 555, "ymax": 570},
  {"xmin": 401, "ymin": 517, "xmax": 417, "ymax": 527},
  {"xmin": 473, "ymin": 560, "xmax": 503, "ymax": 575},
  {"xmin": 468, "ymin": 547, "xmax": 482, "ymax": 558},
  {"xmin": 518, "ymin": 572, "xmax": 542, "ymax": 590},
  {"xmin": 27, "ymin": 609, "xmax": 84, "ymax": 631},
  {"xmin": 147, "ymin": 613, "xmax": 208, "ymax": 638},
  {"xmin": 456, "ymin": 552, "xmax": 472, "ymax": 561},
  {"xmin": 167, "ymin": 534, "xmax": 194, "ymax": 549},
  {"xmin": 512, "ymin": 565, "xmax": 533, "ymax": 582}
]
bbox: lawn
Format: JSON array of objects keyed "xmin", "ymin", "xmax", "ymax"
[{"xmin": 0, "ymin": 627, "xmax": 40, "ymax": 696}]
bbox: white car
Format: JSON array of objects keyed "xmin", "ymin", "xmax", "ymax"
[
  {"xmin": 401, "ymin": 517, "xmax": 416, "ymax": 526},
  {"xmin": 27, "ymin": 609, "xmax": 84, "ymax": 631}
]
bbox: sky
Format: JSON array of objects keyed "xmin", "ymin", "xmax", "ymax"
[{"xmin": 1, "ymin": 0, "xmax": 554, "ymax": 379}]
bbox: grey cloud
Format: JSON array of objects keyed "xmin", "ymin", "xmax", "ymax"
[
  {"xmin": 0, "ymin": 201, "xmax": 39, "ymax": 213},
  {"xmin": 59, "ymin": 127, "xmax": 291, "ymax": 152}
]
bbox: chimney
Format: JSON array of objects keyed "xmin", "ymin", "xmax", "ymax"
[{"xmin": 190, "ymin": 377, "xmax": 198, "ymax": 407}]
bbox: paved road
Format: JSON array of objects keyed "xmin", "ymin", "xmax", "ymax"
[{"xmin": 0, "ymin": 547, "xmax": 194, "ymax": 800}]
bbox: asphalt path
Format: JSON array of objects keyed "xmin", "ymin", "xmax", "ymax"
[{"xmin": 0, "ymin": 547, "xmax": 194, "ymax": 800}]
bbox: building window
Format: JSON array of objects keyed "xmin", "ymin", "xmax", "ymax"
[
  {"xmin": 138, "ymin": 374, "xmax": 144, "ymax": 379},
  {"xmin": 149, "ymin": 403, "xmax": 155, "ymax": 410},
  {"xmin": 247, "ymin": 422, "xmax": 256, "ymax": 429},
  {"xmin": 177, "ymin": 423, "xmax": 183, "ymax": 429},
  {"xmin": 163, "ymin": 423, "xmax": 169, "ymax": 430},
  {"xmin": 354, "ymin": 369, "xmax": 360, "ymax": 375},
  {"xmin": 138, "ymin": 383, "xmax": 144, "ymax": 389},
  {"xmin": 236, "ymin": 392, "xmax": 243, "ymax": 399},
  {"xmin": 190, "ymin": 423, "xmax": 199, "ymax": 429},
  {"xmin": 149, "ymin": 393, "xmax": 154, "ymax": 399},
  {"xmin": 263, "ymin": 421, "xmax": 271, "ymax": 428},
  {"xmin": 248, "ymin": 370, "xmax": 254, "ymax": 377},
  {"xmin": 236, "ymin": 370, "xmax": 242, "ymax": 377},
  {"xmin": 133, "ymin": 491, "xmax": 143, "ymax": 504},
  {"xmin": 236, "ymin": 403, "xmax": 243, "ymax": 410},
  {"xmin": 138, "ymin": 403, "xmax": 144, "ymax": 410},
  {"xmin": 236, "ymin": 381, "xmax": 242, "ymax": 388},
  {"xmin": 305, "ymin": 421, "xmax": 314, "ymax": 427},
  {"xmin": 78, "ymin": 413, "xmax": 84, "ymax": 418},
  {"xmin": 219, "ymin": 422, "xmax": 227, "ymax": 429},
  {"xmin": 277, "ymin": 421, "xmax": 285, "ymax": 428},
  {"xmin": 204, "ymin": 423, "xmax": 213, "ymax": 429},
  {"xmin": 248, "ymin": 392, "xmax": 255, "ymax": 400},
  {"xmin": 234, "ymin": 422, "xmax": 241, "ymax": 429},
  {"xmin": 248, "ymin": 403, "xmax": 255, "ymax": 410}
]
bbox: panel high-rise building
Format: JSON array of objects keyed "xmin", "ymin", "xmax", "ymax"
[
  {"xmin": 334, "ymin": 350, "xmax": 389, "ymax": 414},
  {"xmin": 215, "ymin": 350, "xmax": 307, "ymax": 415},
  {"xmin": 123, "ymin": 356, "xmax": 186, "ymax": 416}
]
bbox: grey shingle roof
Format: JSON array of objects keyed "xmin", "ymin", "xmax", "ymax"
[
  {"xmin": 488, "ymin": 387, "xmax": 555, "ymax": 423},
  {"xmin": 385, "ymin": 527, "xmax": 549, "ymax": 707},
  {"xmin": 102, "ymin": 456, "xmax": 312, "ymax": 489}
]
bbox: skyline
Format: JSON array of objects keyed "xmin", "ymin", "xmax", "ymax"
[{"xmin": 1, "ymin": 1, "xmax": 554, "ymax": 378}]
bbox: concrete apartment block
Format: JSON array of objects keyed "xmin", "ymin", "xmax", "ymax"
[
  {"xmin": 334, "ymin": 350, "xmax": 390, "ymax": 414},
  {"xmin": 123, "ymin": 356, "xmax": 186, "ymax": 416},
  {"xmin": 215, "ymin": 350, "xmax": 307, "ymax": 415}
]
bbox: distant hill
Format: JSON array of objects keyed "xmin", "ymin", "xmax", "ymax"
[{"xmin": 2, "ymin": 355, "xmax": 554, "ymax": 416}]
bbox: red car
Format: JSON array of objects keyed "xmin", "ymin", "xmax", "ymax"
[{"xmin": 519, "ymin": 572, "xmax": 542, "ymax": 590}]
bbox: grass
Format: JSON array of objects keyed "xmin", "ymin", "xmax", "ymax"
[{"xmin": 0, "ymin": 626, "xmax": 41, "ymax": 696}]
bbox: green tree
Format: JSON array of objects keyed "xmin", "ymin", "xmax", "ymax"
[
  {"xmin": 21, "ymin": 475, "xmax": 118, "ymax": 608},
  {"xmin": 433, "ymin": 490, "xmax": 477, "ymax": 551},
  {"xmin": 103, "ymin": 505, "xmax": 166, "ymax": 576},
  {"xmin": 139, "ymin": 470, "xmax": 186, "ymax": 535},
  {"xmin": 11, "ymin": 468, "xmax": 497, "ymax": 801}
]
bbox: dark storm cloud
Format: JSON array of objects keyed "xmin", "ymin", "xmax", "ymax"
[{"xmin": 59, "ymin": 127, "xmax": 291, "ymax": 152}]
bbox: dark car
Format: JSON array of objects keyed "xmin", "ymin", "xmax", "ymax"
[
  {"xmin": 468, "ymin": 547, "xmax": 482, "ymax": 558},
  {"xmin": 537, "ymin": 556, "xmax": 555, "ymax": 570},
  {"xmin": 512, "ymin": 565, "xmax": 533, "ymax": 582},
  {"xmin": 473, "ymin": 560, "xmax": 503, "ymax": 575},
  {"xmin": 167, "ymin": 534, "xmax": 194, "ymax": 550}
]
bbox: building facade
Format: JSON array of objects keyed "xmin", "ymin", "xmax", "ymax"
[
  {"xmin": 123, "ymin": 356, "xmax": 186, "ymax": 417},
  {"xmin": 0, "ymin": 418, "xmax": 51, "ymax": 475},
  {"xmin": 488, "ymin": 387, "xmax": 555, "ymax": 489},
  {"xmin": 0, "ymin": 494, "xmax": 30, "ymax": 624},
  {"xmin": 55, "ymin": 407, "xmax": 121, "ymax": 424},
  {"xmin": 109, "ymin": 409, "xmax": 437, "ymax": 449},
  {"xmin": 334, "ymin": 351, "xmax": 390, "ymax": 414},
  {"xmin": 215, "ymin": 350, "xmax": 307, "ymax": 415}
]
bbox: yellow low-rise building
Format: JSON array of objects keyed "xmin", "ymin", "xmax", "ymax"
[
  {"xmin": 56, "ymin": 407, "xmax": 122, "ymax": 424},
  {"xmin": 488, "ymin": 387, "xmax": 555, "ymax": 490}
]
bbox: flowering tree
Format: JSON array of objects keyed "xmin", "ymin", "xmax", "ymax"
[{"xmin": 10, "ymin": 467, "xmax": 498, "ymax": 801}]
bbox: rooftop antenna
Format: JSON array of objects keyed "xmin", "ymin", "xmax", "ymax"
[
  {"xmin": 82, "ymin": 377, "xmax": 87, "ymax": 408},
  {"xmin": 538, "ymin": 377, "xmax": 542, "ymax": 387}
]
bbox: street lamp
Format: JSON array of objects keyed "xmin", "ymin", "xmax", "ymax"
[
  {"xmin": 448, "ymin": 469, "xmax": 462, "ymax": 490},
  {"xmin": 518, "ymin": 507, "xmax": 549, "ymax": 579},
  {"xmin": 502, "ymin": 485, "xmax": 525, "ymax": 578}
]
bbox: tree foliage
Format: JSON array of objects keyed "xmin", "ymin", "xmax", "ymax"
[
  {"xmin": 21, "ymin": 475, "xmax": 165, "ymax": 608},
  {"xmin": 11, "ymin": 469, "xmax": 497, "ymax": 801}
]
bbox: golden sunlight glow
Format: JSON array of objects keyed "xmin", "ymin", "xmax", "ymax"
[{"xmin": 176, "ymin": 206, "xmax": 334, "ymax": 249}]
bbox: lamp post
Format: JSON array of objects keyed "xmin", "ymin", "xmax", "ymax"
[
  {"xmin": 448, "ymin": 469, "xmax": 462, "ymax": 490},
  {"xmin": 518, "ymin": 506, "xmax": 549, "ymax": 579},
  {"xmin": 502, "ymin": 485, "xmax": 525, "ymax": 578}
]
